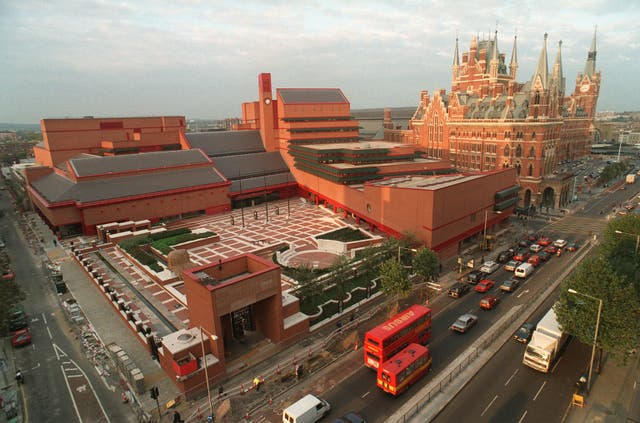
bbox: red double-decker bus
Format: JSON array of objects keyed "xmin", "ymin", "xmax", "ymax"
[
  {"xmin": 363, "ymin": 304, "xmax": 431, "ymax": 369},
  {"xmin": 377, "ymin": 343, "xmax": 432, "ymax": 395}
]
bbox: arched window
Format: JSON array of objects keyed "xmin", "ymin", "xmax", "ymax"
[
  {"xmin": 529, "ymin": 147, "xmax": 536, "ymax": 158},
  {"xmin": 528, "ymin": 164, "xmax": 533, "ymax": 176},
  {"xmin": 534, "ymin": 91, "xmax": 541, "ymax": 104},
  {"xmin": 504, "ymin": 145, "xmax": 510, "ymax": 156},
  {"xmin": 516, "ymin": 145, "xmax": 522, "ymax": 158},
  {"xmin": 516, "ymin": 163, "xmax": 521, "ymax": 176},
  {"xmin": 531, "ymin": 132, "xmax": 536, "ymax": 140}
]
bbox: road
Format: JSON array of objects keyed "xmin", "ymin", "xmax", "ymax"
[{"xmin": 0, "ymin": 188, "xmax": 132, "ymax": 422}]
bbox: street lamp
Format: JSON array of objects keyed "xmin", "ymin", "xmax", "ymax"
[
  {"xmin": 614, "ymin": 230, "xmax": 640, "ymax": 255},
  {"xmin": 568, "ymin": 288, "xmax": 603, "ymax": 393},
  {"xmin": 199, "ymin": 326, "xmax": 219, "ymax": 420},
  {"xmin": 482, "ymin": 210, "xmax": 502, "ymax": 251}
]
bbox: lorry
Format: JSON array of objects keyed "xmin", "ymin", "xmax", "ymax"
[
  {"xmin": 282, "ymin": 394, "xmax": 331, "ymax": 423},
  {"xmin": 523, "ymin": 304, "xmax": 568, "ymax": 372},
  {"xmin": 627, "ymin": 174, "xmax": 635, "ymax": 184}
]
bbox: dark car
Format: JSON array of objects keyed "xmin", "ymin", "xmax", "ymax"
[
  {"xmin": 525, "ymin": 233, "xmax": 539, "ymax": 242},
  {"xmin": 466, "ymin": 270, "xmax": 487, "ymax": 284},
  {"xmin": 514, "ymin": 323, "xmax": 536, "ymax": 343},
  {"xmin": 537, "ymin": 251, "xmax": 552, "ymax": 262},
  {"xmin": 8, "ymin": 307, "xmax": 28, "ymax": 333},
  {"xmin": 333, "ymin": 412, "xmax": 366, "ymax": 423},
  {"xmin": 499, "ymin": 278, "xmax": 519, "ymax": 292},
  {"xmin": 565, "ymin": 242, "xmax": 580, "ymax": 252},
  {"xmin": 518, "ymin": 239, "xmax": 532, "ymax": 248},
  {"xmin": 497, "ymin": 249, "xmax": 515, "ymax": 263},
  {"xmin": 448, "ymin": 282, "xmax": 470, "ymax": 298}
]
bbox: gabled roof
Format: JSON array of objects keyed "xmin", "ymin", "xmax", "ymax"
[
  {"xmin": 213, "ymin": 151, "xmax": 289, "ymax": 179},
  {"xmin": 31, "ymin": 166, "xmax": 227, "ymax": 204},
  {"xmin": 69, "ymin": 149, "xmax": 210, "ymax": 177},
  {"xmin": 185, "ymin": 131, "xmax": 265, "ymax": 157},
  {"xmin": 278, "ymin": 88, "xmax": 348, "ymax": 104}
]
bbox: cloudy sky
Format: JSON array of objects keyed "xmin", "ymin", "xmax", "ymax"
[{"xmin": 1, "ymin": 0, "xmax": 639, "ymax": 124}]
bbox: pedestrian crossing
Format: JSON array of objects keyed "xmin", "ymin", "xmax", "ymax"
[{"xmin": 541, "ymin": 215, "xmax": 607, "ymax": 238}]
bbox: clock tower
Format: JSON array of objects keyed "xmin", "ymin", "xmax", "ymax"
[
  {"xmin": 571, "ymin": 29, "xmax": 601, "ymax": 118},
  {"xmin": 258, "ymin": 73, "xmax": 277, "ymax": 151}
]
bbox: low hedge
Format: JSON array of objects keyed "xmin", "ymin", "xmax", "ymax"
[{"xmin": 152, "ymin": 232, "xmax": 217, "ymax": 254}]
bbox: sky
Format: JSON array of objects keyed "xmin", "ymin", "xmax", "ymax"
[{"xmin": 1, "ymin": 0, "xmax": 639, "ymax": 124}]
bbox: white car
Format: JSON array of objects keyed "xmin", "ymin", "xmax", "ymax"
[
  {"xmin": 529, "ymin": 244, "xmax": 542, "ymax": 253},
  {"xmin": 479, "ymin": 260, "xmax": 500, "ymax": 274},
  {"xmin": 553, "ymin": 239, "xmax": 567, "ymax": 248}
]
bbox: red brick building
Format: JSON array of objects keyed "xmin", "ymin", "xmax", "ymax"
[{"xmin": 384, "ymin": 31, "xmax": 601, "ymax": 210}]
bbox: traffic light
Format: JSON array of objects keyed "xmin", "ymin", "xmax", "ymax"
[{"xmin": 150, "ymin": 386, "xmax": 159, "ymax": 400}]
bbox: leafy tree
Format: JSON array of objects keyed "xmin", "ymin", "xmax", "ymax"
[
  {"xmin": 379, "ymin": 258, "xmax": 410, "ymax": 300},
  {"xmin": 328, "ymin": 254, "xmax": 352, "ymax": 302},
  {"xmin": 412, "ymin": 247, "xmax": 439, "ymax": 282},
  {"xmin": 292, "ymin": 264, "xmax": 321, "ymax": 309},
  {"xmin": 556, "ymin": 256, "xmax": 640, "ymax": 364},
  {"xmin": 0, "ymin": 280, "xmax": 26, "ymax": 334},
  {"xmin": 599, "ymin": 214, "xmax": 640, "ymax": 290}
]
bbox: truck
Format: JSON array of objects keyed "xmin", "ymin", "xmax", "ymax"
[
  {"xmin": 626, "ymin": 174, "xmax": 635, "ymax": 184},
  {"xmin": 282, "ymin": 394, "xmax": 331, "ymax": 423},
  {"xmin": 523, "ymin": 304, "xmax": 568, "ymax": 372}
]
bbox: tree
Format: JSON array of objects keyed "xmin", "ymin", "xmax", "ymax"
[
  {"xmin": 292, "ymin": 264, "xmax": 321, "ymax": 309},
  {"xmin": 379, "ymin": 258, "xmax": 410, "ymax": 301},
  {"xmin": 412, "ymin": 247, "xmax": 439, "ymax": 282},
  {"xmin": 328, "ymin": 255, "xmax": 352, "ymax": 304},
  {"xmin": 599, "ymin": 214, "xmax": 640, "ymax": 291},
  {"xmin": 556, "ymin": 255, "xmax": 640, "ymax": 364}
]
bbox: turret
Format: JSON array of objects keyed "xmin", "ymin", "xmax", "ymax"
[
  {"xmin": 552, "ymin": 40, "xmax": 565, "ymax": 95},
  {"xmin": 509, "ymin": 35, "xmax": 518, "ymax": 79},
  {"xmin": 584, "ymin": 28, "xmax": 597, "ymax": 78},
  {"xmin": 489, "ymin": 31, "xmax": 499, "ymax": 80},
  {"xmin": 452, "ymin": 37, "xmax": 460, "ymax": 82},
  {"xmin": 531, "ymin": 33, "xmax": 549, "ymax": 90}
]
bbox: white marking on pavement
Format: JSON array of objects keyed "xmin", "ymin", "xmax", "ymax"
[
  {"xmin": 634, "ymin": 381, "xmax": 637, "ymax": 390},
  {"xmin": 517, "ymin": 289, "xmax": 530, "ymax": 298},
  {"xmin": 518, "ymin": 410, "xmax": 528, "ymax": 423},
  {"xmin": 533, "ymin": 381, "xmax": 547, "ymax": 401},
  {"xmin": 60, "ymin": 364, "xmax": 84, "ymax": 423},
  {"xmin": 42, "ymin": 312, "xmax": 47, "ymax": 324},
  {"xmin": 552, "ymin": 357, "xmax": 562, "ymax": 373},
  {"xmin": 505, "ymin": 369, "xmax": 519, "ymax": 386},
  {"xmin": 76, "ymin": 384, "xmax": 87, "ymax": 393},
  {"xmin": 481, "ymin": 395, "xmax": 498, "ymax": 416},
  {"xmin": 30, "ymin": 363, "xmax": 40, "ymax": 371},
  {"xmin": 101, "ymin": 376, "xmax": 116, "ymax": 392},
  {"xmin": 361, "ymin": 391, "xmax": 370, "ymax": 399},
  {"xmin": 46, "ymin": 326, "xmax": 53, "ymax": 340},
  {"xmin": 53, "ymin": 343, "xmax": 68, "ymax": 360},
  {"xmin": 68, "ymin": 358, "xmax": 111, "ymax": 423}
]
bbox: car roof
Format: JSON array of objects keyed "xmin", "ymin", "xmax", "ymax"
[{"xmin": 460, "ymin": 313, "xmax": 477, "ymax": 319}]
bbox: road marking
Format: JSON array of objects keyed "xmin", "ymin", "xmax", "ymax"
[
  {"xmin": 480, "ymin": 395, "xmax": 498, "ymax": 416},
  {"xmin": 361, "ymin": 391, "xmax": 370, "ymax": 399},
  {"xmin": 101, "ymin": 376, "xmax": 116, "ymax": 392},
  {"xmin": 42, "ymin": 312, "xmax": 47, "ymax": 324},
  {"xmin": 30, "ymin": 363, "xmax": 40, "ymax": 371},
  {"xmin": 69, "ymin": 358, "xmax": 111, "ymax": 423},
  {"xmin": 46, "ymin": 326, "xmax": 53, "ymax": 340},
  {"xmin": 518, "ymin": 410, "xmax": 528, "ymax": 423},
  {"xmin": 52, "ymin": 343, "xmax": 68, "ymax": 360},
  {"xmin": 505, "ymin": 369, "xmax": 519, "ymax": 386},
  {"xmin": 533, "ymin": 381, "xmax": 547, "ymax": 401},
  {"xmin": 60, "ymin": 364, "xmax": 84, "ymax": 423},
  {"xmin": 552, "ymin": 357, "xmax": 562, "ymax": 373},
  {"xmin": 517, "ymin": 289, "xmax": 530, "ymax": 298},
  {"xmin": 77, "ymin": 384, "xmax": 87, "ymax": 393}
]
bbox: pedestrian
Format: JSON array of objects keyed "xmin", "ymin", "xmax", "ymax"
[
  {"xmin": 218, "ymin": 385, "xmax": 224, "ymax": 397},
  {"xmin": 173, "ymin": 410, "xmax": 183, "ymax": 423},
  {"xmin": 253, "ymin": 377, "xmax": 261, "ymax": 391}
]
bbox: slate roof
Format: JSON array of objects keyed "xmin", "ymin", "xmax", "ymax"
[
  {"xmin": 212, "ymin": 151, "xmax": 289, "ymax": 179},
  {"xmin": 460, "ymin": 91, "xmax": 530, "ymax": 120},
  {"xmin": 278, "ymin": 89, "xmax": 348, "ymax": 104},
  {"xmin": 185, "ymin": 131, "xmax": 265, "ymax": 157},
  {"xmin": 230, "ymin": 172, "xmax": 296, "ymax": 193},
  {"xmin": 69, "ymin": 149, "xmax": 209, "ymax": 177},
  {"xmin": 31, "ymin": 166, "xmax": 226, "ymax": 204}
]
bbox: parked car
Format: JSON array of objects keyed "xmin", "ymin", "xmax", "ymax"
[
  {"xmin": 529, "ymin": 244, "xmax": 542, "ymax": 253},
  {"xmin": 479, "ymin": 295, "xmax": 500, "ymax": 310},
  {"xmin": 525, "ymin": 233, "xmax": 539, "ymax": 242},
  {"xmin": 479, "ymin": 260, "xmax": 500, "ymax": 274},
  {"xmin": 1, "ymin": 268, "xmax": 15, "ymax": 281},
  {"xmin": 8, "ymin": 307, "xmax": 28, "ymax": 333},
  {"xmin": 528, "ymin": 255, "xmax": 541, "ymax": 267},
  {"xmin": 553, "ymin": 239, "xmax": 568, "ymax": 249},
  {"xmin": 565, "ymin": 242, "xmax": 579, "ymax": 252},
  {"xmin": 513, "ymin": 250, "xmax": 531, "ymax": 262},
  {"xmin": 499, "ymin": 278, "xmax": 519, "ymax": 292},
  {"xmin": 450, "ymin": 314, "xmax": 478, "ymax": 333},
  {"xmin": 475, "ymin": 279, "xmax": 495, "ymax": 293},
  {"xmin": 448, "ymin": 282, "xmax": 470, "ymax": 298},
  {"xmin": 504, "ymin": 260, "xmax": 522, "ymax": 272},
  {"xmin": 466, "ymin": 270, "xmax": 487, "ymax": 284},
  {"xmin": 518, "ymin": 239, "xmax": 532, "ymax": 248},
  {"xmin": 11, "ymin": 328, "xmax": 31, "ymax": 348},
  {"xmin": 333, "ymin": 412, "xmax": 366, "ymax": 423},
  {"xmin": 544, "ymin": 245, "xmax": 558, "ymax": 254},
  {"xmin": 496, "ymin": 249, "xmax": 515, "ymax": 263},
  {"xmin": 537, "ymin": 251, "xmax": 552, "ymax": 261},
  {"xmin": 514, "ymin": 322, "xmax": 536, "ymax": 343},
  {"xmin": 537, "ymin": 237, "xmax": 552, "ymax": 246}
]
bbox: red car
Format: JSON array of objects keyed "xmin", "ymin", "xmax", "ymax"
[
  {"xmin": 513, "ymin": 250, "xmax": 531, "ymax": 262},
  {"xmin": 544, "ymin": 245, "xmax": 558, "ymax": 254},
  {"xmin": 479, "ymin": 295, "xmax": 500, "ymax": 310},
  {"xmin": 1, "ymin": 268, "xmax": 15, "ymax": 281},
  {"xmin": 528, "ymin": 255, "xmax": 541, "ymax": 267},
  {"xmin": 538, "ymin": 237, "xmax": 552, "ymax": 246},
  {"xmin": 12, "ymin": 328, "xmax": 31, "ymax": 348},
  {"xmin": 475, "ymin": 279, "xmax": 495, "ymax": 293}
]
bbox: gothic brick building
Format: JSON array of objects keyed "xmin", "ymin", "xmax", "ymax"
[{"xmin": 384, "ymin": 31, "xmax": 601, "ymax": 210}]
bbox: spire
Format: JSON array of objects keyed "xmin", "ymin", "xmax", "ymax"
[
  {"xmin": 489, "ymin": 30, "xmax": 499, "ymax": 78},
  {"xmin": 509, "ymin": 35, "xmax": 518, "ymax": 79},
  {"xmin": 452, "ymin": 37, "xmax": 460, "ymax": 81},
  {"xmin": 532, "ymin": 33, "xmax": 549, "ymax": 89},
  {"xmin": 491, "ymin": 30, "xmax": 499, "ymax": 61},
  {"xmin": 553, "ymin": 40, "xmax": 564, "ymax": 92},
  {"xmin": 584, "ymin": 27, "xmax": 597, "ymax": 77}
]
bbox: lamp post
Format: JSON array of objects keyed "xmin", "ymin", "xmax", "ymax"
[
  {"xmin": 568, "ymin": 288, "xmax": 603, "ymax": 393},
  {"xmin": 614, "ymin": 230, "xmax": 640, "ymax": 255},
  {"xmin": 199, "ymin": 326, "xmax": 219, "ymax": 420},
  {"xmin": 482, "ymin": 210, "xmax": 502, "ymax": 251}
]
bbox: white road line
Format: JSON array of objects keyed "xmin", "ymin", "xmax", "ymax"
[
  {"xmin": 60, "ymin": 365, "xmax": 84, "ymax": 423},
  {"xmin": 481, "ymin": 395, "xmax": 498, "ymax": 417},
  {"xmin": 361, "ymin": 391, "xmax": 370, "ymax": 399},
  {"xmin": 517, "ymin": 289, "xmax": 530, "ymax": 298},
  {"xmin": 67, "ymin": 374, "xmax": 84, "ymax": 378},
  {"xmin": 69, "ymin": 358, "xmax": 111, "ymax": 423},
  {"xmin": 505, "ymin": 369, "xmax": 519, "ymax": 386},
  {"xmin": 533, "ymin": 381, "xmax": 547, "ymax": 401},
  {"xmin": 42, "ymin": 312, "xmax": 47, "ymax": 324},
  {"xmin": 46, "ymin": 326, "xmax": 53, "ymax": 340},
  {"xmin": 552, "ymin": 357, "xmax": 563, "ymax": 373},
  {"xmin": 518, "ymin": 410, "xmax": 528, "ymax": 423},
  {"xmin": 101, "ymin": 376, "xmax": 116, "ymax": 392}
]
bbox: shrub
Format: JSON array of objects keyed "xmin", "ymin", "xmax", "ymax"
[
  {"xmin": 152, "ymin": 232, "xmax": 217, "ymax": 254},
  {"xmin": 316, "ymin": 227, "xmax": 369, "ymax": 242}
]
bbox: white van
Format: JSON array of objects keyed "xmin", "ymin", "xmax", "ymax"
[
  {"xmin": 283, "ymin": 394, "xmax": 331, "ymax": 423},
  {"xmin": 514, "ymin": 262, "xmax": 534, "ymax": 278}
]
